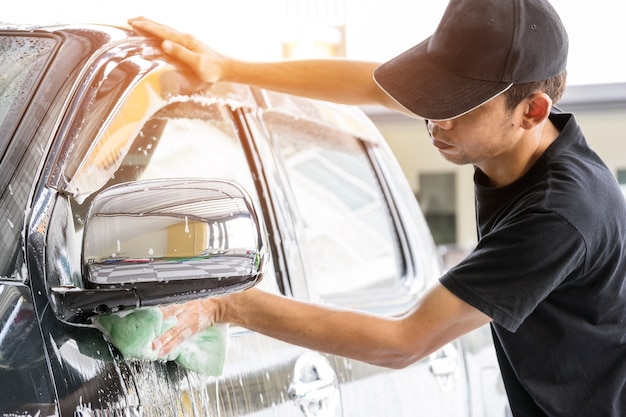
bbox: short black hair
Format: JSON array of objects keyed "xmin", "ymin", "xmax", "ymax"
[{"xmin": 503, "ymin": 71, "xmax": 568, "ymax": 111}]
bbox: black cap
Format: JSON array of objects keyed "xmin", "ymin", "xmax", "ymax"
[{"xmin": 373, "ymin": 0, "xmax": 568, "ymax": 120}]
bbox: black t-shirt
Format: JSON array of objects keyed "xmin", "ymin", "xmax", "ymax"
[{"xmin": 441, "ymin": 111, "xmax": 626, "ymax": 416}]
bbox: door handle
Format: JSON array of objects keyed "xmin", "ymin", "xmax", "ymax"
[
  {"xmin": 428, "ymin": 343, "xmax": 459, "ymax": 391},
  {"xmin": 288, "ymin": 352, "xmax": 341, "ymax": 417}
]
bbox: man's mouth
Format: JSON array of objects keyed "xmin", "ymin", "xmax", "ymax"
[
  {"xmin": 432, "ymin": 139, "xmax": 453, "ymax": 150},
  {"xmin": 425, "ymin": 120, "xmax": 455, "ymax": 151}
]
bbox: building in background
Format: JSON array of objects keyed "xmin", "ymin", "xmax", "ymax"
[{"xmin": 282, "ymin": 0, "xmax": 346, "ymax": 58}]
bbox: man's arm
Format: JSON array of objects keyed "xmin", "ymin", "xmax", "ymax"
[
  {"xmin": 128, "ymin": 17, "xmax": 412, "ymax": 115},
  {"xmin": 154, "ymin": 283, "xmax": 492, "ymax": 369}
]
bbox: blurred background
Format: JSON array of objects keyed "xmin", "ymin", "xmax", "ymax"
[{"xmin": 4, "ymin": 0, "xmax": 626, "ymax": 260}]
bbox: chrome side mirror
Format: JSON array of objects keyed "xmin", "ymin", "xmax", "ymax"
[{"xmin": 51, "ymin": 178, "xmax": 267, "ymax": 323}]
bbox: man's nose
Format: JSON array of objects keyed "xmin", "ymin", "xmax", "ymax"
[
  {"xmin": 425, "ymin": 119, "xmax": 453, "ymax": 137},
  {"xmin": 428, "ymin": 119, "xmax": 453, "ymax": 131}
]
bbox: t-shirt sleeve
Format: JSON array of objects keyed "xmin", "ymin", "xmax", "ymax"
[{"xmin": 440, "ymin": 211, "xmax": 586, "ymax": 332}]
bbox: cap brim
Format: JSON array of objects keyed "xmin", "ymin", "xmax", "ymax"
[{"xmin": 373, "ymin": 38, "xmax": 512, "ymax": 121}]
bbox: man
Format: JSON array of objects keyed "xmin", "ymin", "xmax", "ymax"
[{"xmin": 129, "ymin": 0, "xmax": 626, "ymax": 415}]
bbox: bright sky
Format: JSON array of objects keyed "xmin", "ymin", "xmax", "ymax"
[{"xmin": 3, "ymin": 0, "xmax": 625, "ymax": 86}]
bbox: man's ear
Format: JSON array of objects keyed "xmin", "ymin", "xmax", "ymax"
[{"xmin": 521, "ymin": 93, "xmax": 552, "ymax": 129}]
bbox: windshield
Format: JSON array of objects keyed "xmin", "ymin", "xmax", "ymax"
[
  {"xmin": 0, "ymin": 33, "xmax": 57, "ymax": 155},
  {"xmin": 0, "ymin": 33, "xmax": 57, "ymax": 279}
]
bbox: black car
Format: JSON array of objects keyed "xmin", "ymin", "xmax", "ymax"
[{"xmin": 0, "ymin": 24, "xmax": 508, "ymax": 417}]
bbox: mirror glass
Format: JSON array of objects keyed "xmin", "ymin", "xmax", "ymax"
[{"xmin": 83, "ymin": 178, "xmax": 265, "ymax": 286}]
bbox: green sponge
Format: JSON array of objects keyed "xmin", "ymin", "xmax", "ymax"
[
  {"xmin": 93, "ymin": 308, "xmax": 228, "ymax": 376},
  {"xmin": 173, "ymin": 326, "xmax": 228, "ymax": 375},
  {"xmin": 94, "ymin": 308, "xmax": 162, "ymax": 360}
]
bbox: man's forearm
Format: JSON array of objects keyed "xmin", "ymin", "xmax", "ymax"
[
  {"xmin": 219, "ymin": 288, "xmax": 425, "ymax": 368},
  {"xmin": 224, "ymin": 59, "xmax": 402, "ymax": 109}
]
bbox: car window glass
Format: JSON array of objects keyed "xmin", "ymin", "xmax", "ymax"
[
  {"xmin": 0, "ymin": 34, "xmax": 57, "ymax": 155},
  {"xmin": 0, "ymin": 34, "xmax": 57, "ymax": 280},
  {"xmin": 263, "ymin": 112, "xmax": 403, "ymax": 301},
  {"xmin": 70, "ymin": 102, "xmax": 278, "ymax": 293}
]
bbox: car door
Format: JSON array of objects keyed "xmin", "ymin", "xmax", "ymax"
[{"xmin": 242, "ymin": 93, "xmax": 472, "ymax": 417}]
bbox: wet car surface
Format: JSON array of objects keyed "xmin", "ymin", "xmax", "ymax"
[{"xmin": 0, "ymin": 24, "xmax": 508, "ymax": 417}]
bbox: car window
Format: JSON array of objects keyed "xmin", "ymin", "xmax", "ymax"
[
  {"xmin": 69, "ymin": 101, "xmax": 278, "ymax": 293},
  {"xmin": 0, "ymin": 34, "xmax": 57, "ymax": 155},
  {"xmin": 0, "ymin": 33, "xmax": 58, "ymax": 280},
  {"xmin": 263, "ymin": 112, "xmax": 404, "ymax": 304}
]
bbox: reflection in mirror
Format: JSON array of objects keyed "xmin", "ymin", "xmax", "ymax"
[{"xmin": 83, "ymin": 178, "xmax": 266, "ymax": 287}]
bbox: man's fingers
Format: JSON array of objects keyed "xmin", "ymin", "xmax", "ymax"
[
  {"xmin": 153, "ymin": 326, "xmax": 193, "ymax": 356},
  {"xmin": 128, "ymin": 17, "xmax": 193, "ymax": 46},
  {"xmin": 154, "ymin": 299, "xmax": 218, "ymax": 356},
  {"xmin": 127, "ymin": 17, "xmax": 224, "ymax": 84},
  {"xmin": 153, "ymin": 332, "xmax": 176, "ymax": 357},
  {"xmin": 161, "ymin": 40, "xmax": 200, "ymax": 65}
]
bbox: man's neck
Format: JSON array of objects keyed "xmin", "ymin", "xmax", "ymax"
[{"xmin": 481, "ymin": 119, "xmax": 560, "ymax": 188}]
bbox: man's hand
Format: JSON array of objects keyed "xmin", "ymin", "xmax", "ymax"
[
  {"xmin": 154, "ymin": 298, "xmax": 220, "ymax": 356},
  {"xmin": 128, "ymin": 17, "xmax": 230, "ymax": 84}
]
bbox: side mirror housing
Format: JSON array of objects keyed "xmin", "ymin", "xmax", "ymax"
[{"xmin": 50, "ymin": 178, "xmax": 267, "ymax": 323}]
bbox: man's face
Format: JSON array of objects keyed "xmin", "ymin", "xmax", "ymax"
[{"xmin": 425, "ymin": 94, "xmax": 519, "ymax": 169}]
